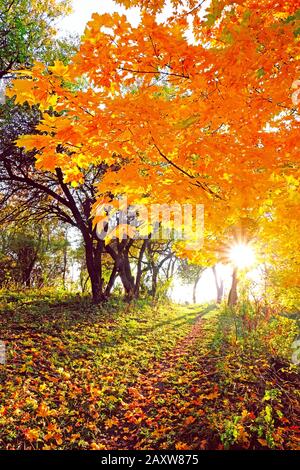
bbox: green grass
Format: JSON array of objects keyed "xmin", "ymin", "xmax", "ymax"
[{"xmin": 0, "ymin": 291, "xmax": 200, "ymax": 449}]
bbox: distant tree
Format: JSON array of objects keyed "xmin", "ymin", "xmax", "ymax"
[
  {"xmin": 0, "ymin": 0, "xmax": 72, "ymax": 79},
  {"xmin": 0, "ymin": 215, "xmax": 71, "ymax": 288},
  {"xmin": 212, "ymin": 265, "xmax": 224, "ymax": 304},
  {"xmin": 178, "ymin": 261, "xmax": 205, "ymax": 304}
]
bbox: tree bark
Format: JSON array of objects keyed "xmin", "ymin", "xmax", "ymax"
[
  {"xmin": 228, "ymin": 267, "xmax": 238, "ymax": 307},
  {"xmin": 212, "ymin": 265, "xmax": 224, "ymax": 303},
  {"xmin": 84, "ymin": 238, "xmax": 104, "ymax": 303},
  {"xmin": 192, "ymin": 275, "xmax": 201, "ymax": 304},
  {"xmin": 118, "ymin": 256, "xmax": 135, "ymax": 301},
  {"xmin": 105, "ymin": 240, "xmax": 136, "ymax": 301},
  {"xmin": 134, "ymin": 239, "xmax": 148, "ymax": 298},
  {"xmin": 104, "ymin": 263, "xmax": 118, "ymax": 298},
  {"xmin": 151, "ymin": 267, "xmax": 158, "ymax": 299}
]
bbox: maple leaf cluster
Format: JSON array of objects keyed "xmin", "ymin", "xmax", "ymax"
[{"xmin": 6, "ymin": 0, "xmax": 300, "ymax": 267}]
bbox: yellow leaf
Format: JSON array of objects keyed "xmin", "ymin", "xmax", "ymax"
[
  {"xmin": 104, "ymin": 417, "xmax": 119, "ymax": 429},
  {"xmin": 91, "ymin": 442, "xmax": 107, "ymax": 450},
  {"xmin": 48, "ymin": 60, "xmax": 70, "ymax": 79},
  {"xmin": 24, "ymin": 428, "xmax": 40, "ymax": 442},
  {"xmin": 175, "ymin": 442, "xmax": 190, "ymax": 450}
]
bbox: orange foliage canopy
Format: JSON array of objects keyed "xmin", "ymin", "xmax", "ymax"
[{"xmin": 7, "ymin": 0, "xmax": 300, "ymax": 264}]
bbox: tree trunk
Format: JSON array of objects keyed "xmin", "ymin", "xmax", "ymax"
[
  {"xmin": 84, "ymin": 238, "xmax": 104, "ymax": 303},
  {"xmin": 104, "ymin": 263, "xmax": 118, "ymax": 298},
  {"xmin": 212, "ymin": 265, "xmax": 224, "ymax": 304},
  {"xmin": 105, "ymin": 240, "xmax": 135, "ymax": 301},
  {"xmin": 88, "ymin": 267, "xmax": 103, "ymax": 303},
  {"xmin": 134, "ymin": 240, "xmax": 148, "ymax": 298},
  {"xmin": 228, "ymin": 267, "xmax": 238, "ymax": 307},
  {"xmin": 118, "ymin": 256, "xmax": 135, "ymax": 301},
  {"xmin": 192, "ymin": 277, "xmax": 198, "ymax": 303},
  {"xmin": 217, "ymin": 281, "xmax": 224, "ymax": 303},
  {"xmin": 192, "ymin": 282, "xmax": 197, "ymax": 304},
  {"xmin": 151, "ymin": 267, "xmax": 158, "ymax": 299},
  {"xmin": 24, "ymin": 269, "xmax": 32, "ymax": 288},
  {"xmin": 20, "ymin": 251, "xmax": 37, "ymax": 288}
]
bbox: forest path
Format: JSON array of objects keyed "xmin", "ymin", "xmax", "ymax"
[{"xmin": 100, "ymin": 304, "xmax": 220, "ymax": 450}]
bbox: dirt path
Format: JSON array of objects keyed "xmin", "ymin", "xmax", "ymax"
[
  {"xmin": 93, "ymin": 304, "xmax": 300, "ymax": 451},
  {"xmin": 99, "ymin": 306, "xmax": 219, "ymax": 450}
]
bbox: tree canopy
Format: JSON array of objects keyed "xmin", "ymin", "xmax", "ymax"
[{"xmin": 3, "ymin": 0, "xmax": 300, "ymax": 298}]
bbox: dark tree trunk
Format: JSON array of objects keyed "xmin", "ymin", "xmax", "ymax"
[
  {"xmin": 151, "ymin": 267, "xmax": 158, "ymax": 299},
  {"xmin": 84, "ymin": 238, "xmax": 104, "ymax": 303},
  {"xmin": 24, "ymin": 269, "xmax": 32, "ymax": 288},
  {"xmin": 20, "ymin": 246, "xmax": 39, "ymax": 288},
  {"xmin": 228, "ymin": 267, "xmax": 238, "ymax": 307},
  {"xmin": 118, "ymin": 256, "xmax": 135, "ymax": 301},
  {"xmin": 134, "ymin": 239, "xmax": 148, "ymax": 298},
  {"xmin": 106, "ymin": 239, "xmax": 137, "ymax": 301},
  {"xmin": 104, "ymin": 263, "xmax": 118, "ymax": 298}
]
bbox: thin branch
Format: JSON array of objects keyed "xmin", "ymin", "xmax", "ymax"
[
  {"xmin": 181, "ymin": 0, "xmax": 206, "ymax": 17},
  {"xmin": 152, "ymin": 140, "xmax": 222, "ymax": 199},
  {"xmin": 119, "ymin": 67, "xmax": 190, "ymax": 80},
  {"xmin": 1, "ymin": 154, "xmax": 72, "ymax": 208}
]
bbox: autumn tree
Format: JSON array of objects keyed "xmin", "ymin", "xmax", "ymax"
[
  {"xmin": 0, "ymin": 0, "xmax": 72, "ymax": 79},
  {"xmin": 0, "ymin": 139, "xmax": 111, "ymax": 301},
  {"xmin": 142, "ymin": 240, "xmax": 176, "ymax": 299},
  {"xmin": 5, "ymin": 0, "xmax": 300, "ymax": 302},
  {"xmin": 178, "ymin": 260, "xmax": 205, "ymax": 304}
]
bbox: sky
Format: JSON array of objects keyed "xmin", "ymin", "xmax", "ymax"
[
  {"xmin": 57, "ymin": 0, "xmax": 141, "ymax": 36},
  {"xmin": 57, "ymin": 0, "xmax": 176, "ymax": 36}
]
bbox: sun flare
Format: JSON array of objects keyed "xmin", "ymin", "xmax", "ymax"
[{"xmin": 229, "ymin": 243, "xmax": 256, "ymax": 269}]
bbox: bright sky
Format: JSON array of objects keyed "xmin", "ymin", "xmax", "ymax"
[
  {"xmin": 170, "ymin": 264, "xmax": 232, "ymax": 304},
  {"xmin": 57, "ymin": 0, "xmax": 141, "ymax": 36},
  {"xmin": 57, "ymin": 0, "xmax": 177, "ymax": 36},
  {"xmin": 170, "ymin": 268, "xmax": 219, "ymax": 304}
]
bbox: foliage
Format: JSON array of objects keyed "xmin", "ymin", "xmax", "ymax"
[
  {"xmin": 177, "ymin": 261, "xmax": 204, "ymax": 286},
  {"xmin": 0, "ymin": 218, "xmax": 70, "ymax": 288},
  {"xmin": 0, "ymin": 0, "xmax": 72, "ymax": 78},
  {"xmin": 208, "ymin": 303, "xmax": 299, "ymax": 449},
  {"xmin": 5, "ymin": 1, "xmax": 299, "ymax": 250}
]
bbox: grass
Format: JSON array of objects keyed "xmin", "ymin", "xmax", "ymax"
[
  {"xmin": 0, "ymin": 290, "xmax": 299, "ymax": 450},
  {"xmin": 0, "ymin": 290, "xmax": 200, "ymax": 449}
]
